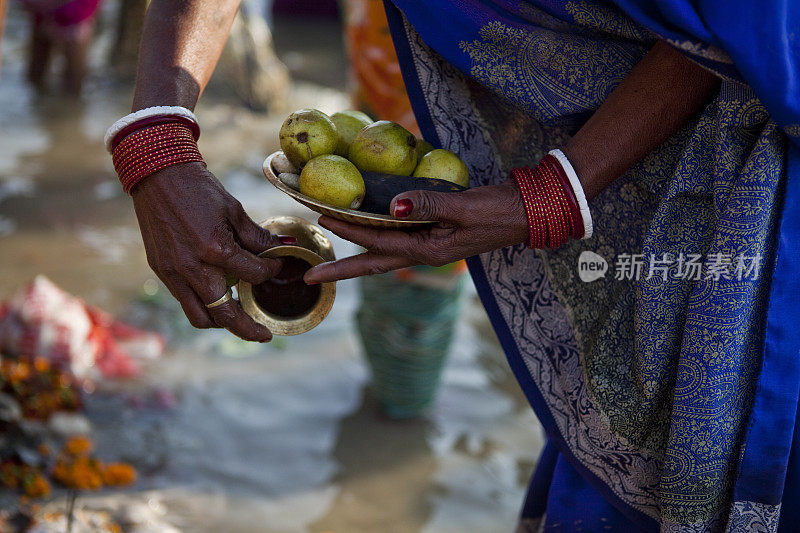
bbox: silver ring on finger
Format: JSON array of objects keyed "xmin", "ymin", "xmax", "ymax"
[{"xmin": 205, "ymin": 288, "xmax": 233, "ymax": 309}]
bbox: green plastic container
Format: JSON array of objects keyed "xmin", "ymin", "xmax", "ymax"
[{"xmin": 357, "ymin": 268, "xmax": 464, "ymax": 418}]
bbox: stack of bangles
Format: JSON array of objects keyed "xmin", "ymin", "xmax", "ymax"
[
  {"xmin": 104, "ymin": 106, "xmax": 205, "ymax": 194},
  {"xmin": 512, "ymin": 149, "xmax": 593, "ymax": 249}
]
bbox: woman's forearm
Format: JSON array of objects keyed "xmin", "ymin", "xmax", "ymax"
[
  {"xmin": 131, "ymin": 0, "xmax": 241, "ymax": 111},
  {"xmin": 564, "ymin": 40, "xmax": 721, "ymax": 200}
]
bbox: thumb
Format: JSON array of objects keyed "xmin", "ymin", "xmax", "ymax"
[
  {"xmin": 389, "ymin": 190, "xmax": 460, "ymax": 222},
  {"xmin": 234, "ymin": 210, "xmax": 298, "ymax": 253},
  {"xmin": 232, "ymin": 212, "xmax": 285, "ymax": 278}
]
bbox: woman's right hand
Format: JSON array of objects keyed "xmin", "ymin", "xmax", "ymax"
[{"xmin": 131, "ymin": 162, "xmax": 284, "ymax": 342}]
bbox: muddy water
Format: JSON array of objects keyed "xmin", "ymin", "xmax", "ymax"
[{"xmin": 0, "ymin": 5, "xmax": 543, "ymax": 532}]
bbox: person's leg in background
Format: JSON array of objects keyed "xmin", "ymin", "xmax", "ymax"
[
  {"xmin": 20, "ymin": 0, "xmax": 101, "ymax": 95},
  {"xmin": 26, "ymin": 13, "xmax": 53, "ymax": 89},
  {"xmin": 61, "ymin": 22, "xmax": 92, "ymax": 94},
  {"xmin": 55, "ymin": 0, "xmax": 101, "ymax": 95}
]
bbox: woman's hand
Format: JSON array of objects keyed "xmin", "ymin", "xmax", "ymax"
[
  {"xmin": 132, "ymin": 162, "xmax": 283, "ymax": 341},
  {"xmin": 304, "ymin": 180, "xmax": 529, "ymax": 283}
]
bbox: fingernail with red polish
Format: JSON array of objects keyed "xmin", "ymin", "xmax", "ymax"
[
  {"xmin": 394, "ymin": 198, "xmax": 413, "ymax": 218},
  {"xmin": 278, "ymin": 235, "xmax": 297, "ymax": 245}
]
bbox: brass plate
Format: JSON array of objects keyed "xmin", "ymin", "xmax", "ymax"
[
  {"xmin": 263, "ymin": 151, "xmax": 434, "ymax": 229},
  {"xmin": 238, "ymin": 245, "xmax": 335, "ymax": 337}
]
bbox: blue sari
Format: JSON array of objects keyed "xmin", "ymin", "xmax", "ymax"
[{"xmin": 382, "ymin": 1, "xmax": 800, "ymax": 530}]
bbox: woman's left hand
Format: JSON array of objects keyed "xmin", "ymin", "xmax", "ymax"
[{"xmin": 304, "ymin": 180, "xmax": 529, "ymax": 283}]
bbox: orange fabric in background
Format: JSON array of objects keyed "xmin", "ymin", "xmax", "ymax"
[{"xmin": 343, "ymin": 0, "xmax": 420, "ymax": 137}]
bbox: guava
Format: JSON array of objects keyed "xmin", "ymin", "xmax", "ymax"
[
  {"xmin": 348, "ymin": 120, "xmax": 418, "ymax": 176},
  {"xmin": 279, "ymin": 109, "xmax": 338, "ymax": 168},
  {"xmin": 331, "ymin": 110, "xmax": 373, "ymax": 157},
  {"xmin": 416, "ymin": 139, "xmax": 435, "ymax": 162},
  {"xmin": 412, "ymin": 149, "xmax": 469, "ymax": 187},
  {"xmin": 299, "ymin": 155, "xmax": 365, "ymax": 210}
]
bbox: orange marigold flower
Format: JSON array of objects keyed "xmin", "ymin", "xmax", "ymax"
[
  {"xmin": 23, "ymin": 474, "xmax": 51, "ymax": 498},
  {"xmin": 101, "ymin": 463, "xmax": 137, "ymax": 487},
  {"xmin": 7, "ymin": 361, "xmax": 31, "ymax": 383},
  {"xmin": 63, "ymin": 436, "xmax": 93, "ymax": 456},
  {"xmin": 33, "ymin": 357, "xmax": 50, "ymax": 373},
  {"xmin": 52, "ymin": 462, "xmax": 69, "ymax": 482},
  {"xmin": 53, "ymin": 457, "xmax": 103, "ymax": 490}
]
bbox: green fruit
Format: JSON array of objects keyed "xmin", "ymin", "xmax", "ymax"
[
  {"xmin": 348, "ymin": 120, "xmax": 418, "ymax": 175},
  {"xmin": 279, "ymin": 109, "xmax": 338, "ymax": 168},
  {"xmin": 331, "ymin": 110, "xmax": 373, "ymax": 157},
  {"xmin": 413, "ymin": 149, "xmax": 469, "ymax": 187},
  {"xmin": 416, "ymin": 139, "xmax": 435, "ymax": 162},
  {"xmin": 299, "ymin": 155, "xmax": 366, "ymax": 210}
]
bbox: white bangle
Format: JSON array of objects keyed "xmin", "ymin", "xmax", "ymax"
[
  {"xmin": 104, "ymin": 106, "xmax": 198, "ymax": 153},
  {"xmin": 548, "ymin": 149, "xmax": 593, "ymax": 239}
]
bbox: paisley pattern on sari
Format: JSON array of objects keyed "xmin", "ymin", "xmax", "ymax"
[{"xmin": 384, "ymin": 0, "xmax": 800, "ymax": 530}]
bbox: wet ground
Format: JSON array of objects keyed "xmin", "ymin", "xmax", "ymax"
[{"xmin": 0, "ymin": 5, "xmax": 543, "ymax": 531}]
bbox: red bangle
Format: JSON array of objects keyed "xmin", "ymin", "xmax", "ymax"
[
  {"xmin": 538, "ymin": 165, "xmax": 568, "ymax": 246},
  {"xmin": 540, "ymin": 157, "xmax": 582, "ymax": 242},
  {"xmin": 543, "ymin": 154, "xmax": 583, "ymax": 239},
  {"xmin": 512, "ymin": 167, "xmax": 542, "ymax": 248},
  {"xmin": 544, "ymin": 163, "xmax": 574, "ymax": 242},
  {"xmin": 511, "ymin": 155, "xmax": 584, "ymax": 249},
  {"xmin": 530, "ymin": 167, "xmax": 558, "ymax": 247},
  {"xmin": 111, "ymin": 122, "xmax": 205, "ymax": 194},
  {"xmin": 110, "ymin": 114, "xmax": 200, "ymax": 152}
]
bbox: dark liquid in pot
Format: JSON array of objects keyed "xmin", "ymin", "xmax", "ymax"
[{"xmin": 252, "ymin": 256, "xmax": 321, "ymax": 318}]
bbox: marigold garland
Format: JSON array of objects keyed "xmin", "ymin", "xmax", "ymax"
[{"xmin": 0, "ymin": 356, "xmax": 138, "ymax": 500}]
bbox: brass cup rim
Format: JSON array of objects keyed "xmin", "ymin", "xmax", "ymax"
[{"xmin": 237, "ymin": 245, "xmax": 335, "ymax": 336}]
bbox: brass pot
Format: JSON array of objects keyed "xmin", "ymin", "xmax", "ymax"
[{"xmin": 237, "ymin": 216, "xmax": 335, "ymax": 336}]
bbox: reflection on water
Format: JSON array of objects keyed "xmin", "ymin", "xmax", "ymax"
[
  {"xmin": 0, "ymin": 4, "xmax": 543, "ymax": 531},
  {"xmin": 313, "ymin": 391, "xmax": 437, "ymax": 532},
  {"xmin": 77, "ymin": 299, "xmax": 542, "ymax": 532}
]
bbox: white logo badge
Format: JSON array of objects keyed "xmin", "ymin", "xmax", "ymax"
[{"xmin": 578, "ymin": 251, "xmax": 608, "ymax": 282}]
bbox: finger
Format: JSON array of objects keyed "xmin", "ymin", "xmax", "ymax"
[
  {"xmin": 389, "ymin": 189, "xmax": 464, "ymax": 222},
  {"xmin": 229, "ymin": 211, "xmax": 289, "ymax": 282},
  {"xmin": 191, "ymin": 271, "xmax": 273, "ymax": 342},
  {"xmin": 208, "ymin": 298, "xmax": 273, "ymax": 342},
  {"xmin": 139, "ymin": 223, "xmax": 216, "ymax": 330},
  {"xmin": 200, "ymin": 233, "xmax": 283, "ymax": 285},
  {"xmin": 164, "ymin": 277, "xmax": 216, "ymax": 329},
  {"xmin": 317, "ymin": 216, "xmax": 417, "ymax": 254},
  {"xmin": 233, "ymin": 208, "xmax": 281, "ymax": 254},
  {"xmin": 220, "ymin": 243, "xmax": 284, "ymax": 285},
  {"xmin": 304, "ymin": 253, "xmax": 413, "ymax": 283},
  {"xmin": 223, "ymin": 235, "xmax": 296, "ymax": 287}
]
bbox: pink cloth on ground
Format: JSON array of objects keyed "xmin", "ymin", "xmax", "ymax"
[
  {"xmin": 0, "ymin": 276, "xmax": 164, "ymax": 380},
  {"xmin": 20, "ymin": 0, "xmax": 100, "ymax": 41},
  {"xmin": 20, "ymin": 0, "xmax": 100, "ymax": 27}
]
